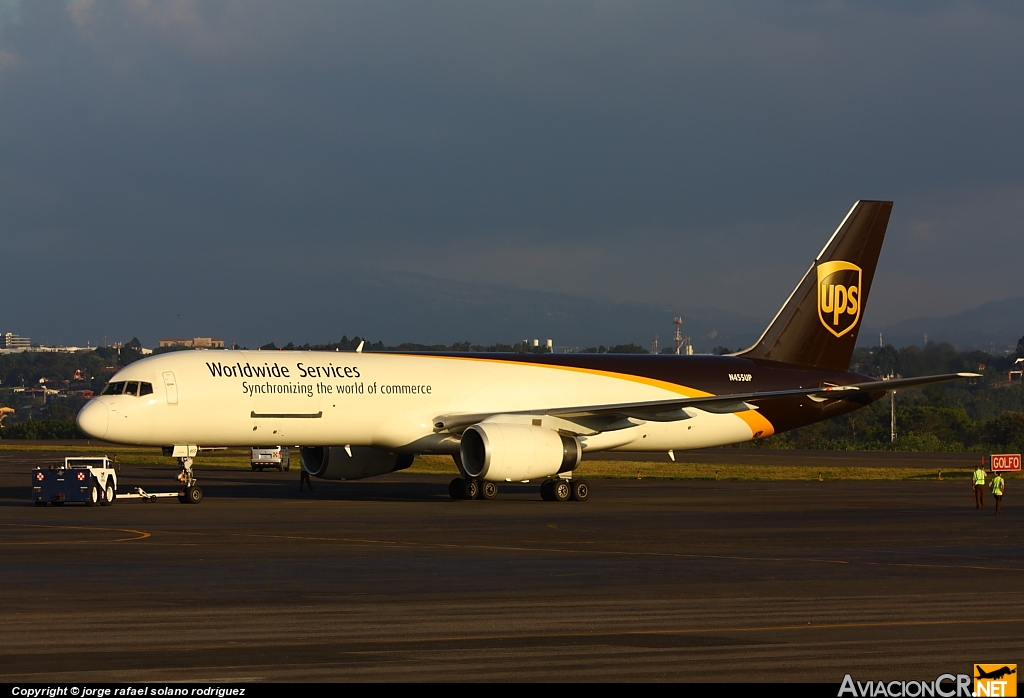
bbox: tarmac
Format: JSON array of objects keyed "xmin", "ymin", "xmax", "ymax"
[
  {"xmin": 586, "ymin": 447, "xmax": 988, "ymax": 468},
  {"xmin": 0, "ymin": 449, "xmax": 1020, "ymax": 682}
]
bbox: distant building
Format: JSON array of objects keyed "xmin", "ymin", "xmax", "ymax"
[
  {"xmin": 1010, "ymin": 358, "xmax": 1024, "ymax": 382},
  {"xmin": 1, "ymin": 333, "xmax": 30, "ymax": 349},
  {"xmin": 22, "ymin": 345, "xmax": 96, "ymax": 354},
  {"xmin": 0, "ymin": 333, "xmax": 96, "ymax": 354},
  {"xmin": 159, "ymin": 337, "xmax": 225, "ymax": 349}
]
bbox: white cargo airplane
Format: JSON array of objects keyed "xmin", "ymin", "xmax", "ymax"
[{"xmin": 77, "ymin": 201, "xmax": 975, "ymax": 503}]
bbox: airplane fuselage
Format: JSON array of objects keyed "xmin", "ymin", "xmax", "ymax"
[{"xmin": 77, "ymin": 349, "xmax": 880, "ymax": 453}]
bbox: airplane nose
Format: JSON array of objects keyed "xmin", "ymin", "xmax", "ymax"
[{"xmin": 77, "ymin": 401, "xmax": 108, "ymax": 439}]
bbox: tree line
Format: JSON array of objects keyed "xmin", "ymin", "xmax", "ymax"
[
  {"xmin": 1, "ymin": 336, "xmax": 1022, "ymax": 450},
  {"xmin": 750, "ymin": 342, "xmax": 1024, "ymax": 452}
]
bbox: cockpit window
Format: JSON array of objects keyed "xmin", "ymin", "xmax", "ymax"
[{"xmin": 101, "ymin": 381, "xmax": 153, "ymax": 396}]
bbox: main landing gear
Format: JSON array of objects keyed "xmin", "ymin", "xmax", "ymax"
[
  {"xmin": 448, "ymin": 477, "xmax": 589, "ymax": 502},
  {"xmin": 540, "ymin": 478, "xmax": 589, "ymax": 502},
  {"xmin": 449, "ymin": 477, "xmax": 496, "ymax": 500}
]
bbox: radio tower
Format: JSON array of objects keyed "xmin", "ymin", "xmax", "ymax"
[{"xmin": 672, "ymin": 317, "xmax": 694, "ymax": 355}]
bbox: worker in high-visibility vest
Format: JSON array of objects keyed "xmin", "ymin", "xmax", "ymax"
[
  {"xmin": 990, "ymin": 473, "xmax": 1005, "ymax": 516},
  {"xmin": 973, "ymin": 465, "xmax": 987, "ymax": 509}
]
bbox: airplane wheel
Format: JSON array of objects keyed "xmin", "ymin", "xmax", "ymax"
[
  {"xmin": 552, "ymin": 480, "xmax": 571, "ymax": 502},
  {"xmin": 540, "ymin": 480, "xmax": 554, "ymax": 501},
  {"xmin": 449, "ymin": 478, "xmax": 464, "ymax": 500},
  {"xmin": 480, "ymin": 481, "xmax": 498, "ymax": 500},
  {"xmin": 102, "ymin": 481, "xmax": 115, "ymax": 506},
  {"xmin": 184, "ymin": 485, "xmax": 203, "ymax": 504},
  {"xmin": 461, "ymin": 478, "xmax": 480, "ymax": 500}
]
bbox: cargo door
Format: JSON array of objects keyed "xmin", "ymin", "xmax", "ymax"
[
  {"xmin": 239, "ymin": 351, "xmax": 320, "ymax": 441},
  {"xmin": 162, "ymin": 372, "xmax": 178, "ymax": 404},
  {"xmin": 252, "ymin": 385, "xmax": 320, "ymax": 443}
]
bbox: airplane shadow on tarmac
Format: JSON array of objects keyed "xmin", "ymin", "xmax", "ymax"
[
  {"xmin": 200, "ymin": 478, "xmax": 547, "ymax": 502},
  {"xmin": 197, "ymin": 478, "xmax": 459, "ymax": 502},
  {"xmin": 0, "ymin": 486, "xmax": 38, "ymax": 506},
  {"xmin": 0, "ymin": 479, "xmax": 550, "ymax": 505}
]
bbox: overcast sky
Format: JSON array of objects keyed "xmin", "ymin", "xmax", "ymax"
[{"xmin": 2, "ymin": 1, "xmax": 1022, "ymax": 348}]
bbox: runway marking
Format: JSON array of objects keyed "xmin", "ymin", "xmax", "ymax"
[
  {"xmin": 2, "ymin": 616, "xmax": 1020, "ymax": 657},
  {"xmin": 861, "ymin": 546, "xmax": 1023, "ymax": 565},
  {"xmin": 231, "ymin": 532, "xmax": 1024, "ymax": 572},
  {"xmin": 0, "ymin": 523, "xmax": 151, "ymax": 543},
  {"xmin": 289, "ymin": 615, "xmax": 1024, "ymax": 644}
]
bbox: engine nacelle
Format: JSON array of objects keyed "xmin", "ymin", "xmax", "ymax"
[
  {"xmin": 300, "ymin": 446, "xmax": 414, "ymax": 480},
  {"xmin": 460, "ymin": 423, "xmax": 580, "ymax": 482}
]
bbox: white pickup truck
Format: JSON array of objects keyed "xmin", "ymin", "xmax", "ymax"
[{"xmin": 250, "ymin": 446, "xmax": 290, "ymax": 472}]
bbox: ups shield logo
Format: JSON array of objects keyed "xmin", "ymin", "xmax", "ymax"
[{"xmin": 817, "ymin": 261, "xmax": 862, "ymax": 337}]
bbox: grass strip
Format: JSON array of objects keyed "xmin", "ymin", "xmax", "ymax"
[
  {"xmin": 0, "ymin": 444, "xmax": 252, "ymax": 469},
  {"xmin": 2, "ymin": 445, "xmax": 1016, "ymax": 481},
  {"xmin": 406, "ymin": 455, "xmax": 1008, "ymax": 481}
]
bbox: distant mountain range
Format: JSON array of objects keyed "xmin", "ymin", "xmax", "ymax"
[
  {"xmin": 344, "ymin": 271, "xmax": 763, "ymax": 352},
  {"xmin": 356, "ymin": 274, "xmax": 1022, "ymax": 353},
  {"xmin": 865, "ymin": 296, "xmax": 1024, "ymax": 353},
  {"xmin": 238, "ymin": 269, "xmax": 1022, "ymax": 354}
]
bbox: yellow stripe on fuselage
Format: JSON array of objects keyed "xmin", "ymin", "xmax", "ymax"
[{"xmin": 402, "ymin": 354, "xmax": 774, "ymax": 439}]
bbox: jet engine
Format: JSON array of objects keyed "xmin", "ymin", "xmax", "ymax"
[
  {"xmin": 460, "ymin": 423, "xmax": 580, "ymax": 482},
  {"xmin": 300, "ymin": 446, "xmax": 414, "ymax": 480}
]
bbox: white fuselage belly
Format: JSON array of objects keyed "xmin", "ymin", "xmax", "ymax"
[{"xmin": 84, "ymin": 351, "xmax": 761, "ymax": 452}]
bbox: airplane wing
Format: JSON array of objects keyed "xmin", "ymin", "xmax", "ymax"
[{"xmin": 432, "ymin": 372, "xmax": 979, "ymax": 433}]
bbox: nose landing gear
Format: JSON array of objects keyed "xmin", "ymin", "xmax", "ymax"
[
  {"xmin": 176, "ymin": 456, "xmax": 203, "ymax": 504},
  {"xmin": 163, "ymin": 445, "xmax": 203, "ymax": 504}
]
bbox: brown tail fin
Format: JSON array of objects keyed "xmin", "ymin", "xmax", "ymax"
[{"xmin": 736, "ymin": 200, "xmax": 893, "ymax": 371}]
